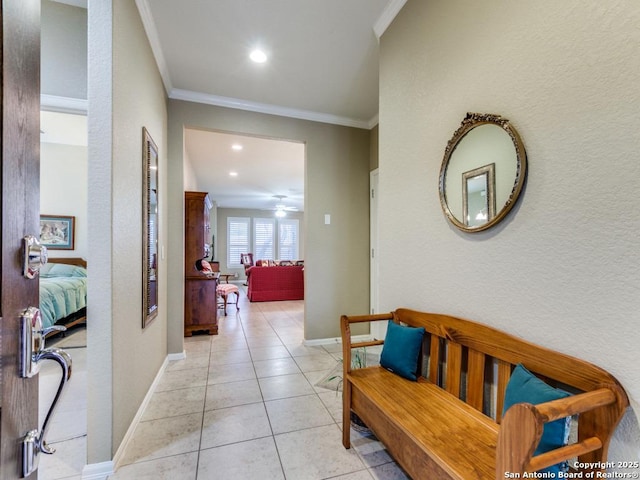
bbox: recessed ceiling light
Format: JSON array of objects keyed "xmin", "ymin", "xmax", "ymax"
[
  {"xmin": 229, "ymin": 171, "xmax": 238, "ymax": 177},
  {"xmin": 250, "ymin": 49, "xmax": 267, "ymax": 64},
  {"xmin": 231, "ymin": 144, "xmax": 243, "ymax": 151}
]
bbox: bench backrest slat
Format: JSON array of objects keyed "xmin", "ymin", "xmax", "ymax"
[
  {"xmin": 466, "ymin": 349, "xmax": 485, "ymax": 412},
  {"xmin": 445, "ymin": 342, "xmax": 463, "ymax": 397},
  {"xmin": 496, "ymin": 359, "xmax": 512, "ymax": 424},
  {"xmin": 428, "ymin": 335, "xmax": 440, "ymax": 384}
]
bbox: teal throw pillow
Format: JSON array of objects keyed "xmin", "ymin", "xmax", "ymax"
[
  {"xmin": 380, "ymin": 320, "xmax": 425, "ymax": 381},
  {"xmin": 503, "ymin": 364, "xmax": 572, "ymax": 476}
]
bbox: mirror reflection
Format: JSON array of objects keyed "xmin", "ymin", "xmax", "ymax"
[
  {"xmin": 463, "ymin": 163, "xmax": 495, "ymax": 228},
  {"xmin": 439, "ymin": 113, "xmax": 527, "ymax": 232},
  {"xmin": 143, "ymin": 127, "xmax": 159, "ymax": 327}
]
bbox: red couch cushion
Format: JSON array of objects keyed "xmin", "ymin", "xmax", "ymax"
[{"xmin": 247, "ymin": 265, "xmax": 304, "ymax": 302}]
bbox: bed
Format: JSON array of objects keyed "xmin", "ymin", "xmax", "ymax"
[{"xmin": 39, "ymin": 257, "xmax": 88, "ymax": 331}]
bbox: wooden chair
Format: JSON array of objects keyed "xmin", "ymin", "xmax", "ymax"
[
  {"xmin": 240, "ymin": 253, "xmax": 254, "ymax": 285},
  {"xmin": 194, "ymin": 259, "xmax": 239, "ymax": 316}
]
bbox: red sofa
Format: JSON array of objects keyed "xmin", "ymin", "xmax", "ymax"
[{"xmin": 246, "ymin": 265, "xmax": 304, "ymax": 302}]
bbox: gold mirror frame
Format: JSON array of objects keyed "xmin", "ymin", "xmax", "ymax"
[
  {"xmin": 439, "ymin": 113, "xmax": 527, "ymax": 233},
  {"xmin": 142, "ymin": 127, "xmax": 159, "ymax": 327}
]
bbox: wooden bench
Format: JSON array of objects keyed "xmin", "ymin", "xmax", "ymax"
[{"xmin": 340, "ymin": 309, "xmax": 628, "ymax": 480}]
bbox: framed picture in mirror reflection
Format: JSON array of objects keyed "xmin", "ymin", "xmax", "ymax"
[{"xmin": 462, "ymin": 163, "xmax": 495, "ymax": 228}]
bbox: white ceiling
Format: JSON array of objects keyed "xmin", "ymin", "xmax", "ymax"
[
  {"xmin": 137, "ymin": 1, "xmax": 406, "ymax": 212},
  {"xmin": 139, "ymin": 0, "xmax": 398, "ymax": 128},
  {"xmin": 184, "ymin": 129, "xmax": 305, "ymax": 212}
]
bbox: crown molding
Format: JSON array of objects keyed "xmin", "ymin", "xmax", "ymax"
[
  {"xmin": 136, "ymin": 1, "xmax": 379, "ymax": 129},
  {"xmin": 374, "ymin": 0, "xmax": 408, "ymax": 39},
  {"xmin": 40, "ymin": 94, "xmax": 88, "ymax": 115},
  {"xmin": 368, "ymin": 113, "xmax": 379, "ymax": 129},
  {"xmin": 135, "ymin": 0, "xmax": 173, "ymax": 95},
  {"xmin": 170, "ymin": 89, "xmax": 373, "ymax": 130}
]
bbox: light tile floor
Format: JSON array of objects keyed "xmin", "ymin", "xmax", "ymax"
[
  {"xmin": 39, "ymin": 329, "xmax": 87, "ymax": 480},
  {"xmin": 40, "ymin": 292, "xmax": 408, "ymax": 480}
]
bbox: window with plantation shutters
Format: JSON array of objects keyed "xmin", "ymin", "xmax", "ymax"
[
  {"xmin": 278, "ymin": 219, "xmax": 299, "ymax": 261},
  {"xmin": 254, "ymin": 218, "xmax": 275, "ymax": 260},
  {"xmin": 227, "ymin": 217, "xmax": 250, "ymax": 267}
]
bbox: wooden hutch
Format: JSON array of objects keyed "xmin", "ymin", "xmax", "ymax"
[{"xmin": 184, "ymin": 191, "xmax": 217, "ymax": 336}]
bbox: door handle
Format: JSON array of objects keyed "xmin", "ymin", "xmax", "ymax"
[
  {"xmin": 19, "ymin": 307, "xmax": 73, "ymax": 477},
  {"xmin": 34, "ymin": 347, "xmax": 72, "ymax": 454}
]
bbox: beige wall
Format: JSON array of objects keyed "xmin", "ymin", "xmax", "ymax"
[
  {"xmin": 112, "ymin": 0, "xmax": 168, "ymax": 452},
  {"xmin": 167, "ymin": 101, "xmax": 371, "ymax": 346},
  {"xmin": 183, "ymin": 148, "xmax": 199, "ymax": 191},
  {"xmin": 379, "ymin": 0, "xmax": 639, "ymax": 463},
  {"xmin": 88, "ymin": 0, "xmax": 168, "ymax": 462}
]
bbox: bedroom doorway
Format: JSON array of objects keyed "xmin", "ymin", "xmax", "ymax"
[{"xmin": 39, "ymin": 110, "xmax": 89, "ymax": 478}]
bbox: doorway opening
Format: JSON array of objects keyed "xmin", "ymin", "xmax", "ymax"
[
  {"xmin": 39, "ymin": 110, "xmax": 88, "ymax": 477},
  {"xmin": 182, "ymin": 128, "xmax": 306, "ymax": 301}
]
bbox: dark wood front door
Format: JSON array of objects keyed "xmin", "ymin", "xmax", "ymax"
[{"xmin": 1, "ymin": 1, "xmax": 41, "ymax": 479}]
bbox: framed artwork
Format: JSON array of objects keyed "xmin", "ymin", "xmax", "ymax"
[
  {"xmin": 40, "ymin": 215, "xmax": 75, "ymax": 250},
  {"xmin": 462, "ymin": 163, "xmax": 496, "ymax": 228}
]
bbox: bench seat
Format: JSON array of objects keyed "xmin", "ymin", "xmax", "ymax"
[
  {"xmin": 340, "ymin": 309, "xmax": 629, "ymax": 480},
  {"xmin": 350, "ymin": 366, "xmax": 498, "ymax": 480}
]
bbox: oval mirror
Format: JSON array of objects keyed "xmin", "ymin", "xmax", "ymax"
[{"xmin": 439, "ymin": 113, "xmax": 527, "ymax": 232}]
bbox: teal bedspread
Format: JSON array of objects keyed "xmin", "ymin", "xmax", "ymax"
[{"xmin": 39, "ymin": 263, "xmax": 88, "ymax": 329}]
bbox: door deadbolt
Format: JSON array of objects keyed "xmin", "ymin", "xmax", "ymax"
[{"xmin": 22, "ymin": 235, "xmax": 48, "ymax": 279}]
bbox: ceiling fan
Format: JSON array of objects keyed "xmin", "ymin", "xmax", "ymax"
[{"xmin": 272, "ymin": 195, "xmax": 298, "ymax": 217}]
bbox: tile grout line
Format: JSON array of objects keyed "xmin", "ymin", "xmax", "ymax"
[
  {"xmin": 194, "ymin": 333, "xmax": 215, "ymax": 480},
  {"xmin": 242, "ymin": 304, "xmax": 288, "ymax": 480}
]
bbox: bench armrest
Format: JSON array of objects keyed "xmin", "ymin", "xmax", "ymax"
[
  {"xmin": 496, "ymin": 387, "xmax": 621, "ymax": 479},
  {"xmin": 340, "ymin": 313, "xmax": 392, "ymax": 375}
]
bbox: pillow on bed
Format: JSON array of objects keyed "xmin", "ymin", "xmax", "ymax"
[
  {"xmin": 40, "ymin": 263, "xmax": 87, "ymax": 278},
  {"xmin": 503, "ymin": 364, "xmax": 572, "ymax": 475},
  {"xmin": 380, "ymin": 320, "xmax": 425, "ymax": 381}
]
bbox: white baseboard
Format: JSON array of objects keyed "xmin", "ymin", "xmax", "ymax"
[
  {"xmin": 304, "ymin": 334, "xmax": 373, "ymax": 347},
  {"xmin": 82, "ymin": 461, "xmax": 114, "ymax": 480},
  {"xmin": 111, "ymin": 355, "xmax": 170, "ymax": 470},
  {"xmin": 167, "ymin": 350, "xmax": 186, "ymax": 361}
]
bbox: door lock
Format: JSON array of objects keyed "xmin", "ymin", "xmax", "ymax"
[
  {"xmin": 20, "ymin": 307, "xmax": 72, "ymax": 477},
  {"xmin": 22, "ymin": 235, "xmax": 48, "ymax": 279}
]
